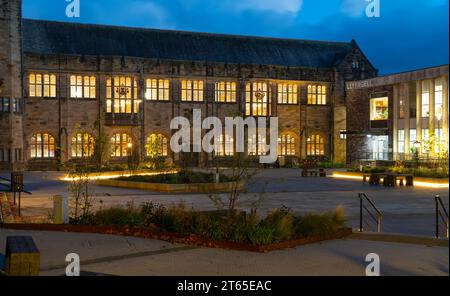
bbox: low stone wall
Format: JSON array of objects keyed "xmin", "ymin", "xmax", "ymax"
[
  {"xmin": 331, "ymin": 171, "xmax": 449, "ymax": 186},
  {"xmin": 96, "ymin": 179, "xmax": 246, "ymax": 193}
]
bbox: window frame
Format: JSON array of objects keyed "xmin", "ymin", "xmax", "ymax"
[
  {"xmin": 106, "ymin": 76, "xmax": 140, "ymax": 114},
  {"xmin": 70, "ymin": 75, "xmax": 96, "ymax": 99},
  {"xmin": 110, "ymin": 133, "xmax": 132, "ymax": 158},
  {"xmin": 421, "ymin": 81, "xmax": 430, "ymax": 118},
  {"xmin": 245, "ymin": 82, "xmax": 271, "ymax": 117},
  {"xmin": 29, "ymin": 73, "xmax": 57, "ymax": 98},
  {"xmin": 71, "ymin": 132, "xmax": 95, "ymax": 158},
  {"xmin": 30, "ymin": 132, "xmax": 56, "ymax": 159},
  {"xmin": 215, "ymin": 81, "xmax": 237, "ymax": 103},
  {"xmin": 278, "ymin": 133, "xmax": 296, "ymax": 156},
  {"xmin": 370, "ymin": 97, "xmax": 389, "ymax": 121},
  {"xmin": 181, "ymin": 80, "xmax": 204, "ymax": 102},
  {"xmin": 145, "ymin": 79, "xmax": 170, "ymax": 101},
  {"xmin": 307, "ymin": 85, "xmax": 327, "ymax": 105},
  {"xmin": 215, "ymin": 133, "xmax": 234, "ymax": 156},
  {"xmin": 277, "ymin": 83, "xmax": 298, "ymax": 105},
  {"xmin": 307, "ymin": 134, "xmax": 325, "ymax": 156}
]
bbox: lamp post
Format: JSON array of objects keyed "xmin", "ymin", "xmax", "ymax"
[
  {"xmin": 413, "ymin": 140, "xmax": 421, "ymax": 168},
  {"xmin": 127, "ymin": 142, "xmax": 133, "ymax": 174},
  {"xmin": 436, "ymin": 112, "xmax": 442, "ymax": 160}
]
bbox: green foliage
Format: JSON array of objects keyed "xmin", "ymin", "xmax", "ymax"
[
  {"xmin": 75, "ymin": 202, "xmax": 346, "ymax": 246},
  {"xmin": 116, "ymin": 171, "xmax": 233, "ymax": 184},
  {"xmin": 295, "ymin": 206, "xmax": 346, "ymax": 238}
]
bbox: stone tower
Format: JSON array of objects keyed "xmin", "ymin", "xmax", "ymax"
[{"xmin": 0, "ymin": 0, "xmax": 24, "ymax": 171}]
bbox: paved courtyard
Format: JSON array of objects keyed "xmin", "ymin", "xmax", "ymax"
[
  {"xmin": 0, "ymin": 229, "xmax": 448, "ymax": 276},
  {"xmin": 1, "ymin": 169, "xmax": 449, "ymax": 237}
]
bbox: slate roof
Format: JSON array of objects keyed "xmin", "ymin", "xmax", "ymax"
[{"xmin": 22, "ymin": 19, "xmax": 355, "ymax": 68}]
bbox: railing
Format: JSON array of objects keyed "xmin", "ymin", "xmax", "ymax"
[
  {"xmin": 0, "ymin": 176, "xmax": 32, "ymax": 217},
  {"xmin": 358, "ymin": 193, "xmax": 382, "ymax": 233},
  {"xmin": 435, "ymin": 195, "xmax": 449, "ymax": 240}
]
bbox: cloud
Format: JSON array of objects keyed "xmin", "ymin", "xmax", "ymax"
[{"xmin": 224, "ymin": 0, "xmax": 303, "ymax": 14}]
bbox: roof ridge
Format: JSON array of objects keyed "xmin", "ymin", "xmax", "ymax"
[{"xmin": 22, "ymin": 18, "xmax": 352, "ymax": 46}]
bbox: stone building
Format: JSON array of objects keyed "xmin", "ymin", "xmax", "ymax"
[
  {"xmin": 1, "ymin": 0, "xmax": 380, "ymax": 171},
  {"xmin": 346, "ymin": 65, "xmax": 449, "ymax": 163}
]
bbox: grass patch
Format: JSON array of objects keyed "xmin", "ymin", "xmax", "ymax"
[
  {"xmin": 116, "ymin": 171, "xmax": 233, "ymax": 184},
  {"xmin": 74, "ymin": 203, "xmax": 346, "ymax": 246}
]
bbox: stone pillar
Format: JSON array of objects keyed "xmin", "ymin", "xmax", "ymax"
[
  {"xmin": 429, "ymin": 79, "xmax": 436, "ymax": 157},
  {"xmin": 392, "ymin": 84, "xmax": 399, "ymax": 158},
  {"xmin": 416, "ymin": 81, "xmax": 422, "ymax": 147},
  {"xmin": 404, "ymin": 83, "xmax": 411, "ymax": 156},
  {"xmin": 442, "ymin": 76, "xmax": 449, "ymax": 146}
]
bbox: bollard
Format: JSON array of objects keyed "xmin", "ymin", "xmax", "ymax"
[{"xmin": 53, "ymin": 194, "xmax": 69, "ymax": 224}]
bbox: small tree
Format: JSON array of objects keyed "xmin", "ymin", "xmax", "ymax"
[
  {"xmin": 145, "ymin": 134, "xmax": 166, "ymax": 170},
  {"xmin": 92, "ymin": 119, "xmax": 110, "ymax": 171},
  {"xmin": 67, "ymin": 164, "xmax": 92, "ymax": 222}
]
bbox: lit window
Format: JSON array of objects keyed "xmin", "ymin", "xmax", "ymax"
[
  {"xmin": 106, "ymin": 76, "xmax": 140, "ymax": 114},
  {"xmin": 245, "ymin": 82, "xmax": 271, "ymax": 116},
  {"xmin": 30, "ymin": 133, "xmax": 55, "ymax": 158},
  {"xmin": 399, "ymin": 95, "xmax": 406, "ymax": 119},
  {"xmin": 435, "ymin": 128, "xmax": 444, "ymax": 154},
  {"xmin": 248, "ymin": 133, "xmax": 267, "ymax": 156},
  {"xmin": 398, "ymin": 130, "xmax": 405, "ymax": 153},
  {"xmin": 145, "ymin": 79, "xmax": 169, "ymax": 101},
  {"xmin": 70, "ymin": 75, "xmax": 96, "ymax": 99},
  {"xmin": 71, "ymin": 133, "xmax": 94, "ymax": 158},
  {"xmin": 435, "ymin": 79, "xmax": 443, "ymax": 119},
  {"xmin": 181, "ymin": 80, "xmax": 204, "ymax": 102},
  {"xmin": 278, "ymin": 133, "xmax": 296, "ymax": 156},
  {"xmin": 409, "ymin": 129, "xmax": 416, "ymax": 152},
  {"xmin": 216, "ymin": 134, "xmax": 234, "ymax": 156},
  {"xmin": 307, "ymin": 134, "xmax": 325, "ymax": 156},
  {"xmin": 340, "ymin": 130, "xmax": 347, "ymax": 140},
  {"xmin": 111, "ymin": 133, "xmax": 132, "ymax": 158},
  {"xmin": 421, "ymin": 81, "xmax": 430, "ymax": 117},
  {"xmin": 278, "ymin": 83, "xmax": 298, "ymax": 105},
  {"xmin": 146, "ymin": 134, "xmax": 168, "ymax": 157},
  {"xmin": 0, "ymin": 98, "xmax": 10, "ymax": 113},
  {"xmin": 215, "ymin": 81, "xmax": 237, "ymax": 103},
  {"xmin": 307, "ymin": 85, "xmax": 326, "ymax": 105},
  {"xmin": 370, "ymin": 97, "xmax": 388, "ymax": 121},
  {"xmin": 421, "ymin": 129, "xmax": 429, "ymax": 154},
  {"xmin": 29, "ymin": 74, "xmax": 56, "ymax": 98}
]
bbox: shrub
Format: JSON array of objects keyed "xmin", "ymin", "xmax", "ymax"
[
  {"xmin": 116, "ymin": 171, "xmax": 233, "ymax": 184},
  {"xmin": 75, "ymin": 203, "xmax": 346, "ymax": 246},
  {"xmin": 260, "ymin": 207, "xmax": 295, "ymax": 242}
]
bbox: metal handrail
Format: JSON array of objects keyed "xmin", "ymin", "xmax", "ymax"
[
  {"xmin": 358, "ymin": 193, "xmax": 382, "ymax": 233},
  {"xmin": 435, "ymin": 195, "xmax": 449, "ymax": 240}
]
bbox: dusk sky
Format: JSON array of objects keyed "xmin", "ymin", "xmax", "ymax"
[{"xmin": 23, "ymin": 0, "xmax": 449, "ymax": 75}]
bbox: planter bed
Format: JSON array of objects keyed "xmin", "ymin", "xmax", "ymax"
[
  {"xmin": 0, "ymin": 224, "xmax": 352, "ymax": 253},
  {"xmin": 332, "ymin": 171, "xmax": 449, "ymax": 186},
  {"xmin": 96, "ymin": 179, "xmax": 246, "ymax": 193}
]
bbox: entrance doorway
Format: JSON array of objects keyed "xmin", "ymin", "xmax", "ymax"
[{"xmin": 370, "ymin": 136, "xmax": 389, "ymax": 160}]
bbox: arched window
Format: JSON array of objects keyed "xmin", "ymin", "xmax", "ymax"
[
  {"xmin": 30, "ymin": 133, "xmax": 55, "ymax": 158},
  {"xmin": 307, "ymin": 134, "xmax": 325, "ymax": 156},
  {"xmin": 216, "ymin": 134, "xmax": 234, "ymax": 156},
  {"xmin": 278, "ymin": 133, "xmax": 296, "ymax": 156},
  {"xmin": 111, "ymin": 133, "xmax": 132, "ymax": 158},
  {"xmin": 248, "ymin": 133, "xmax": 267, "ymax": 156},
  {"xmin": 71, "ymin": 133, "xmax": 94, "ymax": 158},
  {"xmin": 146, "ymin": 134, "xmax": 168, "ymax": 157}
]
